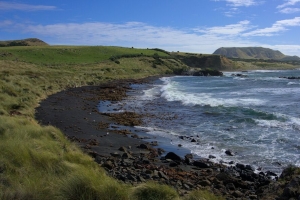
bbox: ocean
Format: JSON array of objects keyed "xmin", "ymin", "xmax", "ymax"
[{"xmin": 99, "ymin": 70, "xmax": 300, "ymax": 174}]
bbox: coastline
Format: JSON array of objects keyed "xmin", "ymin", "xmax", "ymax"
[{"xmin": 35, "ymin": 76, "xmax": 298, "ymax": 199}]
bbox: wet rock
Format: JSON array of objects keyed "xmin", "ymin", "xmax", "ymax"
[
  {"xmin": 169, "ymin": 161, "xmax": 178, "ymax": 167},
  {"xmin": 165, "ymin": 152, "xmax": 182, "ymax": 162},
  {"xmin": 118, "ymin": 146, "xmax": 128, "ymax": 152},
  {"xmin": 193, "ymin": 159, "xmax": 211, "ymax": 168},
  {"xmin": 137, "ymin": 143, "xmax": 150, "ymax": 149},
  {"xmin": 110, "ymin": 152, "xmax": 121, "ymax": 157},
  {"xmin": 209, "ymin": 155, "xmax": 216, "ymax": 159},
  {"xmin": 225, "ymin": 149, "xmax": 235, "ymax": 156},
  {"xmin": 122, "ymin": 152, "xmax": 133, "ymax": 159}
]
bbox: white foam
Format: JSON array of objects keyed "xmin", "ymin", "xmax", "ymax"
[
  {"xmin": 255, "ymin": 119, "xmax": 287, "ymax": 128},
  {"xmin": 160, "ymin": 86, "xmax": 265, "ymax": 107},
  {"xmin": 140, "ymin": 86, "xmax": 160, "ymax": 100},
  {"xmin": 288, "ymin": 82, "xmax": 300, "ymax": 85}
]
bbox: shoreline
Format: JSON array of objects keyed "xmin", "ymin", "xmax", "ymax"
[{"xmin": 35, "ymin": 76, "xmax": 296, "ymax": 199}]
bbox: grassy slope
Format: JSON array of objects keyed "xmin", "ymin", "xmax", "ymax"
[{"xmin": 0, "ymin": 45, "xmax": 222, "ymax": 199}]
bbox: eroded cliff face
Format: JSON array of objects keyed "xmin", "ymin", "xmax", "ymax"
[{"xmin": 174, "ymin": 54, "xmax": 236, "ymax": 71}]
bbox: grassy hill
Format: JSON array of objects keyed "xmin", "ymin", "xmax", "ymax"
[
  {"xmin": 0, "ymin": 38, "xmax": 48, "ymax": 47},
  {"xmin": 213, "ymin": 47, "xmax": 300, "ymax": 61}
]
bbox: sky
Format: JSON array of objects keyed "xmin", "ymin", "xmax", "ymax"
[{"xmin": 0, "ymin": 0, "xmax": 300, "ymax": 56}]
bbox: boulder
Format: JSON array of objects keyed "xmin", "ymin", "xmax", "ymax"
[
  {"xmin": 165, "ymin": 152, "xmax": 182, "ymax": 162},
  {"xmin": 225, "ymin": 149, "xmax": 235, "ymax": 156}
]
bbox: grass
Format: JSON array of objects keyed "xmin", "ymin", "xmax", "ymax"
[
  {"xmin": 131, "ymin": 182, "xmax": 180, "ymax": 200},
  {"xmin": 184, "ymin": 190, "xmax": 225, "ymax": 200},
  {"xmin": 0, "ymin": 46, "xmax": 169, "ymax": 65}
]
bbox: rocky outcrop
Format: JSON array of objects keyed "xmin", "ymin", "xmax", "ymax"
[
  {"xmin": 85, "ymin": 144, "xmax": 291, "ymax": 199},
  {"xmin": 183, "ymin": 68, "xmax": 223, "ymax": 76}
]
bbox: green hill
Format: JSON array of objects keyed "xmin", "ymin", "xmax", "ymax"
[
  {"xmin": 213, "ymin": 47, "xmax": 300, "ymax": 61},
  {"xmin": 0, "ymin": 38, "xmax": 48, "ymax": 47}
]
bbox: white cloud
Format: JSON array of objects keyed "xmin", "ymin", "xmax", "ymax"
[
  {"xmin": 213, "ymin": 0, "xmax": 257, "ymax": 7},
  {"xmin": 277, "ymin": 0, "xmax": 300, "ymax": 13},
  {"xmin": 279, "ymin": 7, "xmax": 300, "ymax": 13},
  {"xmin": 196, "ymin": 20, "xmax": 252, "ymax": 36},
  {"xmin": 244, "ymin": 17, "xmax": 300, "ymax": 36},
  {"xmin": 265, "ymin": 44, "xmax": 300, "ymax": 56},
  {"xmin": 225, "ymin": 0, "xmax": 257, "ymax": 7},
  {"xmin": 0, "ymin": 1, "xmax": 56, "ymax": 11},
  {"xmin": 0, "ymin": 20, "xmax": 12, "ymax": 27},
  {"xmin": 277, "ymin": 0, "xmax": 300, "ymax": 8}
]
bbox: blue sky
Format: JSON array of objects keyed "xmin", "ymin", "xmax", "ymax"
[{"xmin": 1, "ymin": 0, "xmax": 300, "ymax": 56}]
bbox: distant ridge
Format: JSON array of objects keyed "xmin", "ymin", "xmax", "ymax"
[
  {"xmin": 0, "ymin": 38, "xmax": 48, "ymax": 47},
  {"xmin": 213, "ymin": 47, "xmax": 300, "ymax": 61}
]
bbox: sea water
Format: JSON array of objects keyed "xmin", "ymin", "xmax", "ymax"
[{"xmin": 101, "ymin": 70, "xmax": 300, "ymax": 174}]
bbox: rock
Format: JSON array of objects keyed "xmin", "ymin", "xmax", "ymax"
[
  {"xmin": 191, "ymin": 138, "xmax": 197, "ymax": 142},
  {"xmin": 102, "ymin": 160, "xmax": 114, "ymax": 170},
  {"xmin": 137, "ymin": 175, "xmax": 146, "ymax": 182},
  {"xmin": 233, "ymin": 190, "xmax": 243, "ymax": 198},
  {"xmin": 137, "ymin": 143, "xmax": 150, "ymax": 149},
  {"xmin": 198, "ymin": 180, "xmax": 211, "ymax": 187},
  {"xmin": 185, "ymin": 153, "xmax": 193, "ymax": 159},
  {"xmin": 122, "ymin": 152, "xmax": 133, "ymax": 159},
  {"xmin": 225, "ymin": 149, "xmax": 235, "ymax": 156},
  {"xmin": 110, "ymin": 152, "xmax": 121, "ymax": 157},
  {"xmin": 245, "ymin": 164, "xmax": 255, "ymax": 171},
  {"xmin": 249, "ymin": 195, "xmax": 258, "ymax": 199},
  {"xmin": 158, "ymin": 171, "xmax": 169, "ymax": 180},
  {"xmin": 118, "ymin": 146, "xmax": 128, "ymax": 152},
  {"xmin": 150, "ymin": 141, "xmax": 158, "ymax": 146},
  {"xmin": 169, "ymin": 161, "xmax": 178, "ymax": 167},
  {"xmin": 209, "ymin": 155, "xmax": 216, "ymax": 159},
  {"xmin": 127, "ymin": 174, "xmax": 137, "ymax": 182},
  {"xmin": 165, "ymin": 152, "xmax": 182, "ymax": 162},
  {"xmin": 236, "ymin": 163, "xmax": 245, "ymax": 170},
  {"xmin": 226, "ymin": 183, "xmax": 236, "ymax": 190},
  {"xmin": 157, "ymin": 148, "xmax": 165, "ymax": 155},
  {"xmin": 193, "ymin": 160, "xmax": 211, "ymax": 168}
]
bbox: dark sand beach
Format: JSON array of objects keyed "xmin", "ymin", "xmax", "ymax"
[{"xmin": 35, "ymin": 77, "xmax": 299, "ymax": 199}]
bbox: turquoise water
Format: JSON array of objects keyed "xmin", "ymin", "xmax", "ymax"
[{"xmin": 102, "ymin": 70, "xmax": 300, "ymax": 173}]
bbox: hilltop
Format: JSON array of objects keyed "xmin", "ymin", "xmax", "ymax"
[
  {"xmin": 213, "ymin": 47, "xmax": 300, "ymax": 61},
  {"xmin": 0, "ymin": 38, "xmax": 48, "ymax": 47}
]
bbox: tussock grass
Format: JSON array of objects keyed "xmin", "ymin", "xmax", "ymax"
[
  {"xmin": 184, "ymin": 190, "xmax": 225, "ymax": 200},
  {"xmin": 131, "ymin": 182, "xmax": 180, "ymax": 200}
]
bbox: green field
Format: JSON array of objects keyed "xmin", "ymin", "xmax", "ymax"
[
  {"xmin": 0, "ymin": 46, "xmax": 169, "ymax": 65},
  {"xmin": 0, "ymin": 45, "xmax": 225, "ymax": 199}
]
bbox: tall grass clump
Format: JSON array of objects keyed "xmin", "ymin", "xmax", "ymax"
[
  {"xmin": 131, "ymin": 182, "xmax": 180, "ymax": 200},
  {"xmin": 184, "ymin": 190, "xmax": 225, "ymax": 200}
]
